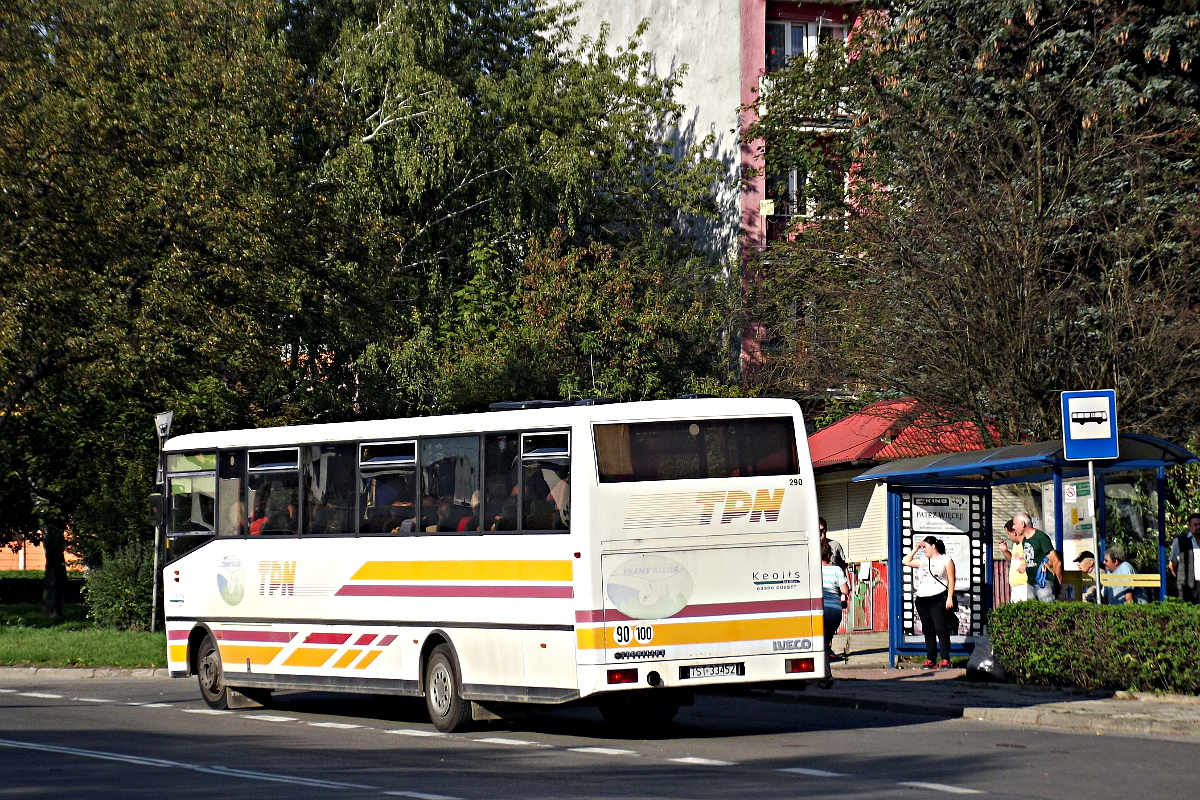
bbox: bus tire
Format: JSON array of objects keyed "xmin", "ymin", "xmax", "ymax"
[
  {"xmin": 196, "ymin": 633, "xmax": 229, "ymax": 710},
  {"xmin": 425, "ymin": 644, "xmax": 470, "ymax": 733},
  {"xmin": 598, "ymin": 693, "xmax": 680, "ymax": 730}
]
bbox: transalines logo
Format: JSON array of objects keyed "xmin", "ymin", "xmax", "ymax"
[{"xmin": 217, "ymin": 555, "xmax": 244, "ymax": 606}]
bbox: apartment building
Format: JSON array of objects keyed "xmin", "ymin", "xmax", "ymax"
[{"xmin": 568, "ymin": 0, "xmax": 857, "ymax": 261}]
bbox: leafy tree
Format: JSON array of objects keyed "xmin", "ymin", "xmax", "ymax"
[
  {"xmin": 743, "ymin": 0, "xmax": 1200, "ymax": 444},
  {"xmin": 0, "ymin": 0, "xmax": 310, "ymax": 613},
  {"xmin": 288, "ymin": 1, "xmax": 729, "ymax": 419}
]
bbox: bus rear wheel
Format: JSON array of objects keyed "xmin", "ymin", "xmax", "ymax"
[
  {"xmin": 196, "ymin": 633, "xmax": 229, "ymax": 710},
  {"xmin": 424, "ymin": 644, "xmax": 470, "ymax": 733}
]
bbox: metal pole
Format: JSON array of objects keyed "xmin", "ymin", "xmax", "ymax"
[
  {"xmin": 1089, "ymin": 460, "xmax": 1102, "ymax": 603},
  {"xmin": 151, "ymin": 412, "xmax": 173, "ymax": 633}
]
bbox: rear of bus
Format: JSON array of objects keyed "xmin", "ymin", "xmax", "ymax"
[{"xmin": 575, "ymin": 398, "xmax": 822, "ymax": 708}]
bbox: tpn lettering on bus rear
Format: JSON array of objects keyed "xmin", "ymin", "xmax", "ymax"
[{"xmin": 696, "ymin": 489, "xmax": 785, "ymax": 524}]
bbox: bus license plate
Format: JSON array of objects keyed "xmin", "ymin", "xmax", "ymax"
[{"xmin": 680, "ymin": 663, "xmax": 745, "ymax": 679}]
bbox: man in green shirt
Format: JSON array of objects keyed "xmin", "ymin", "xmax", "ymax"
[{"xmin": 1013, "ymin": 512, "xmax": 1060, "ymax": 600}]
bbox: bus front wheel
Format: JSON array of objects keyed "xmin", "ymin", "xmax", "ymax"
[
  {"xmin": 196, "ymin": 633, "xmax": 229, "ymax": 710},
  {"xmin": 424, "ymin": 644, "xmax": 470, "ymax": 733}
]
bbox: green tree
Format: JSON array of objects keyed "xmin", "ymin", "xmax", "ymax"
[
  {"xmin": 743, "ymin": 0, "xmax": 1200, "ymax": 444},
  {"xmin": 0, "ymin": 0, "xmax": 310, "ymax": 613},
  {"xmin": 289, "ymin": 2, "xmax": 728, "ymax": 419}
]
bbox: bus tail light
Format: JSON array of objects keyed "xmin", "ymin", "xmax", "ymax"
[
  {"xmin": 784, "ymin": 658, "xmax": 814, "ymax": 674},
  {"xmin": 607, "ymin": 669, "xmax": 638, "ymax": 684}
]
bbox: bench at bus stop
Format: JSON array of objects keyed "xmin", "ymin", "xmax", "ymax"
[{"xmin": 1060, "ymin": 572, "xmax": 1161, "ymax": 601}]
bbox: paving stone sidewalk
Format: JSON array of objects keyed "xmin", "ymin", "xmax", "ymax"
[{"xmin": 746, "ymin": 631, "xmax": 1200, "ymax": 741}]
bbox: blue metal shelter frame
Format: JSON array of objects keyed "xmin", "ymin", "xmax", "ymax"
[{"xmin": 852, "ymin": 434, "xmax": 1197, "ymax": 667}]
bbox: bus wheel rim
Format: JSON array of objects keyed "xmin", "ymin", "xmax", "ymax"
[{"xmin": 430, "ymin": 664, "xmax": 451, "ymax": 715}]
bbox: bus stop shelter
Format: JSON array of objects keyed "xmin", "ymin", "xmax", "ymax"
[{"xmin": 852, "ymin": 434, "xmax": 1198, "ymax": 667}]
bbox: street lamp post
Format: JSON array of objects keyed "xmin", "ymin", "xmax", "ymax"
[{"xmin": 151, "ymin": 412, "xmax": 173, "ymax": 633}]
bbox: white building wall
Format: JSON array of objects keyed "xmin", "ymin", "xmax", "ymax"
[{"xmin": 564, "ymin": 0, "xmax": 745, "ymax": 261}]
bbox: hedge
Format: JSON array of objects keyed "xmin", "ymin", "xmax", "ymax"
[{"xmin": 989, "ymin": 601, "xmax": 1200, "ymax": 694}]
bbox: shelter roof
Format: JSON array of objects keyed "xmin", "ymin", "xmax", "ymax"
[{"xmin": 852, "ymin": 433, "xmax": 1197, "ymax": 486}]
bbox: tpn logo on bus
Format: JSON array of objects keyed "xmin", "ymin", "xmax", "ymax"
[
  {"xmin": 752, "ymin": 569, "xmax": 803, "ymax": 591},
  {"xmin": 258, "ymin": 561, "xmax": 297, "ymax": 596},
  {"xmin": 217, "ymin": 555, "xmax": 245, "ymax": 606},
  {"xmin": 606, "ymin": 554, "xmax": 694, "ymax": 619},
  {"xmin": 696, "ymin": 489, "xmax": 785, "ymax": 524}
]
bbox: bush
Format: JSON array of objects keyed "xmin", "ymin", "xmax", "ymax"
[
  {"xmin": 85, "ymin": 541, "xmax": 157, "ymax": 630},
  {"xmin": 990, "ymin": 601, "xmax": 1200, "ymax": 694}
]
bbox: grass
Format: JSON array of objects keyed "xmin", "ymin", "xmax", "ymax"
[
  {"xmin": 0, "ymin": 570, "xmax": 45, "ymax": 580},
  {"xmin": 0, "ymin": 603, "xmax": 166, "ymax": 668}
]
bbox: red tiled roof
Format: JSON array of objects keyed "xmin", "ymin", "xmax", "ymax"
[{"xmin": 808, "ymin": 398, "xmax": 992, "ymax": 467}]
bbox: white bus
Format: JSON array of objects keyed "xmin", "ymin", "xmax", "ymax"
[{"xmin": 160, "ymin": 397, "xmax": 822, "ymax": 730}]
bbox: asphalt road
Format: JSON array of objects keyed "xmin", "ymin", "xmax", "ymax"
[{"xmin": 0, "ymin": 675, "xmax": 1190, "ymax": 800}]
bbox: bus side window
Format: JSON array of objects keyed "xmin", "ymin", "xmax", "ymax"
[
  {"xmin": 359, "ymin": 442, "xmax": 416, "ymax": 534},
  {"xmin": 304, "ymin": 444, "xmax": 355, "ymax": 535},
  {"xmin": 247, "ymin": 449, "xmax": 300, "ymax": 535},
  {"xmin": 522, "ymin": 432, "xmax": 569, "ymax": 532},
  {"xmin": 421, "ymin": 436, "xmax": 480, "ymax": 534},
  {"xmin": 217, "ymin": 450, "xmax": 246, "ymax": 537},
  {"xmin": 484, "ymin": 434, "xmax": 519, "ymax": 531}
]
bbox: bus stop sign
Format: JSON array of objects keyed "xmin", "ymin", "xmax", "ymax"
[{"xmin": 1061, "ymin": 389, "xmax": 1118, "ymax": 461}]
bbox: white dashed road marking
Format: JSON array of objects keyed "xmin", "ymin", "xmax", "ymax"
[
  {"xmin": 568, "ymin": 747, "xmax": 638, "ymax": 756},
  {"xmin": 472, "ymin": 737, "xmax": 549, "ymax": 747},
  {"xmin": 669, "ymin": 756, "xmax": 735, "ymax": 766},
  {"xmin": 309, "ymin": 722, "xmax": 362, "ymax": 729},
  {"xmin": 245, "ymin": 714, "xmax": 298, "ymax": 723},
  {"xmin": 898, "ymin": 781, "xmax": 983, "ymax": 794},
  {"xmin": 383, "ymin": 792, "xmax": 463, "ymax": 800},
  {"xmin": 18, "ymin": 692, "xmax": 62, "ymax": 699},
  {"xmin": 74, "ymin": 697, "xmax": 114, "ymax": 703},
  {"xmin": 779, "ymin": 767, "xmax": 848, "ymax": 777},
  {"xmin": 385, "ymin": 729, "xmax": 446, "ymax": 738},
  {"xmin": 183, "ymin": 709, "xmax": 226, "ymax": 715}
]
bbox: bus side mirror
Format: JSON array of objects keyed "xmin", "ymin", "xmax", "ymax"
[{"xmin": 148, "ymin": 493, "xmax": 165, "ymax": 527}]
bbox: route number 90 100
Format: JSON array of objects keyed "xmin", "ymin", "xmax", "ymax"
[{"xmin": 613, "ymin": 624, "xmax": 654, "ymax": 645}]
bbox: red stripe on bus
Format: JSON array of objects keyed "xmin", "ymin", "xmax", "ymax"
[
  {"xmin": 377, "ymin": 635, "xmax": 398, "ymax": 646},
  {"xmin": 167, "ymin": 630, "xmax": 190, "ymax": 641},
  {"xmin": 304, "ymin": 633, "xmax": 352, "ymax": 645},
  {"xmin": 354, "ymin": 634, "xmax": 377, "ymax": 646},
  {"xmin": 574, "ymin": 598, "xmax": 822, "ymax": 624},
  {"xmin": 217, "ymin": 630, "xmax": 297, "ymax": 643},
  {"xmin": 336, "ymin": 585, "xmax": 574, "ymax": 599}
]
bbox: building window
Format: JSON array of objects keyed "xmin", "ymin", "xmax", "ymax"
[{"xmin": 766, "ymin": 18, "xmax": 845, "ymax": 73}]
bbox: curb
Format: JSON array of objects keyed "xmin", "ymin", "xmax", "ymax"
[
  {"xmin": 739, "ymin": 688, "xmax": 964, "ymax": 719},
  {"xmin": 962, "ymin": 705, "xmax": 1200, "ymax": 739},
  {"xmin": 0, "ymin": 666, "xmax": 171, "ymax": 679}
]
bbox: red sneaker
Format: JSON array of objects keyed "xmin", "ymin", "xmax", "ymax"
[
  {"xmin": 921, "ymin": 660, "xmax": 935, "ymax": 670},
  {"xmin": 938, "ymin": 660, "xmax": 952, "ymax": 669}
]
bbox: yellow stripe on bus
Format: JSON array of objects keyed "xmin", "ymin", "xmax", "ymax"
[
  {"xmin": 281, "ymin": 648, "xmax": 337, "ymax": 668},
  {"xmin": 354, "ymin": 650, "xmax": 382, "ymax": 670},
  {"xmin": 168, "ymin": 644, "xmax": 188, "ymax": 663},
  {"xmin": 219, "ymin": 644, "xmax": 284, "ymax": 666},
  {"xmin": 332, "ymin": 649, "xmax": 362, "ymax": 669},
  {"xmin": 576, "ymin": 615, "xmax": 819, "ymax": 651},
  {"xmin": 350, "ymin": 560, "xmax": 573, "ymax": 583}
]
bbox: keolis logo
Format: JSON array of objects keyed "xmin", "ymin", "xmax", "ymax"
[{"xmin": 696, "ymin": 489, "xmax": 785, "ymax": 524}]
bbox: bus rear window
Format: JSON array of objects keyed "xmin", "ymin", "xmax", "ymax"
[{"xmin": 594, "ymin": 418, "xmax": 798, "ymax": 483}]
